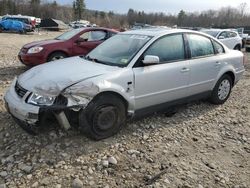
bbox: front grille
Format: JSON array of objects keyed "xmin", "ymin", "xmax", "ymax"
[{"xmin": 15, "ymin": 82, "xmax": 28, "ymax": 98}]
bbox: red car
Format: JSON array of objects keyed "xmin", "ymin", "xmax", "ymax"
[{"xmin": 18, "ymin": 27, "xmax": 118, "ymax": 66}]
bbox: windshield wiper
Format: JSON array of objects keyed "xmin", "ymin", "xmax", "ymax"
[{"xmin": 84, "ymin": 56, "xmax": 111, "ymax": 65}]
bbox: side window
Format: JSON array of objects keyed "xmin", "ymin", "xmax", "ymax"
[
  {"xmin": 219, "ymin": 31, "xmax": 228, "ymax": 39},
  {"xmin": 79, "ymin": 31, "xmax": 107, "ymax": 41},
  {"xmin": 187, "ymin": 34, "xmax": 214, "ymax": 58},
  {"xmin": 89, "ymin": 31, "xmax": 107, "ymax": 41},
  {"xmin": 213, "ymin": 40, "xmax": 225, "ymax": 54},
  {"xmin": 79, "ymin": 32, "xmax": 90, "ymax": 41},
  {"xmin": 229, "ymin": 32, "xmax": 237, "ymax": 38},
  {"xmin": 143, "ymin": 34, "xmax": 185, "ymax": 63}
]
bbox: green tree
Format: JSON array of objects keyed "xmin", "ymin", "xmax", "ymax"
[
  {"xmin": 73, "ymin": 0, "xmax": 85, "ymax": 20},
  {"xmin": 177, "ymin": 9, "xmax": 186, "ymax": 26}
]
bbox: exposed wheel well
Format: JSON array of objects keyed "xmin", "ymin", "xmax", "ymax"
[
  {"xmin": 47, "ymin": 50, "xmax": 68, "ymax": 61},
  {"xmin": 234, "ymin": 44, "xmax": 241, "ymax": 50},
  {"xmin": 224, "ymin": 71, "xmax": 235, "ymax": 86},
  {"xmin": 92, "ymin": 91, "xmax": 128, "ymax": 111}
]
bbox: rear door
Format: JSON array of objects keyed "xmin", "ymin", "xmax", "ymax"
[
  {"xmin": 133, "ymin": 34, "xmax": 190, "ymax": 110},
  {"xmin": 218, "ymin": 31, "xmax": 231, "ymax": 49},
  {"xmin": 186, "ymin": 34, "xmax": 222, "ymax": 96},
  {"xmin": 72, "ymin": 30, "xmax": 108, "ymax": 56}
]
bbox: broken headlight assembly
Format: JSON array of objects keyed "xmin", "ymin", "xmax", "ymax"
[{"xmin": 27, "ymin": 93, "xmax": 55, "ymax": 106}]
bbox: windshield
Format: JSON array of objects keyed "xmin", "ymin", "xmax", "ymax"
[
  {"xmin": 85, "ymin": 34, "xmax": 152, "ymax": 67},
  {"xmin": 201, "ymin": 30, "xmax": 220, "ymax": 37},
  {"xmin": 56, "ymin": 28, "xmax": 82, "ymax": 40}
]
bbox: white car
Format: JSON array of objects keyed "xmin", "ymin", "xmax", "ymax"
[{"xmin": 201, "ymin": 29, "xmax": 242, "ymax": 50}]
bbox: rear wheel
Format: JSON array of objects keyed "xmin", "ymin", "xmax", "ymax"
[
  {"xmin": 79, "ymin": 94, "xmax": 126, "ymax": 140},
  {"xmin": 48, "ymin": 52, "xmax": 67, "ymax": 62},
  {"xmin": 209, "ymin": 74, "xmax": 232, "ymax": 104},
  {"xmin": 246, "ymin": 47, "xmax": 250, "ymax": 52},
  {"xmin": 234, "ymin": 44, "xmax": 241, "ymax": 51}
]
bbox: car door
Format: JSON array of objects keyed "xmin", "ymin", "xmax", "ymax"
[
  {"xmin": 228, "ymin": 31, "xmax": 239, "ymax": 49},
  {"xmin": 133, "ymin": 34, "xmax": 190, "ymax": 110},
  {"xmin": 72, "ymin": 30, "xmax": 107, "ymax": 56},
  {"xmin": 218, "ymin": 31, "xmax": 231, "ymax": 49},
  {"xmin": 186, "ymin": 34, "xmax": 221, "ymax": 96}
]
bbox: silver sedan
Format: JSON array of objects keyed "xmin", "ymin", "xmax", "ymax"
[{"xmin": 4, "ymin": 28, "xmax": 246, "ymax": 140}]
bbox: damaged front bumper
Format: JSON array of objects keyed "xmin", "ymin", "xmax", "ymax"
[{"xmin": 4, "ymin": 79, "xmax": 90, "ymax": 134}]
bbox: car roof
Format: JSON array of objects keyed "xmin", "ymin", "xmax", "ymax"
[
  {"xmin": 202, "ymin": 28, "xmax": 237, "ymax": 33},
  {"xmin": 76, "ymin": 27, "xmax": 118, "ymax": 33},
  {"xmin": 121, "ymin": 28, "xmax": 204, "ymax": 37}
]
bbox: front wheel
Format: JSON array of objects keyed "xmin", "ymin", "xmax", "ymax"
[
  {"xmin": 209, "ymin": 74, "xmax": 232, "ymax": 104},
  {"xmin": 79, "ymin": 94, "xmax": 126, "ymax": 140},
  {"xmin": 47, "ymin": 52, "xmax": 67, "ymax": 62}
]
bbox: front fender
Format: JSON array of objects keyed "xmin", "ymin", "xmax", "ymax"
[{"xmin": 97, "ymin": 80, "xmax": 135, "ymax": 113}]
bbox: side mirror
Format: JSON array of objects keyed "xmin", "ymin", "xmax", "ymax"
[
  {"xmin": 143, "ymin": 55, "xmax": 160, "ymax": 65},
  {"xmin": 218, "ymin": 36, "xmax": 225, "ymax": 39},
  {"xmin": 75, "ymin": 38, "xmax": 87, "ymax": 44}
]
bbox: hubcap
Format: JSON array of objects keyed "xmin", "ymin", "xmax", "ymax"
[
  {"xmin": 218, "ymin": 79, "xmax": 230, "ymax": 100},
  {"xmin": 93, "ymin": 106, "xmax": 118, "ymax": 131}
]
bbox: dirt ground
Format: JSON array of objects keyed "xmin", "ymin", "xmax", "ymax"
[{"xmin": 0, "ymin": 32, "xmax": 249, "ymax": 188}]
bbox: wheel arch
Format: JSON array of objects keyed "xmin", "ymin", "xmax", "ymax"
[
  {"xmin": 92, "ymin": 91, "xmax": 129, "ymax": 111},
  {"xmin": 223, "ymin": 71, "xmax": 235, "ymax": 86},
  {"xmin": 47, "ymin": 50, "xmax": 69, "ymax": 61}
]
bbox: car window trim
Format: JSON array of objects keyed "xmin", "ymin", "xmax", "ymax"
[
  {"xmin": 211, "ymin": 39, "xmax": 225, "ymax": 55},
  {"xmin": 184, "ymin": 33, "xmax": 216, "ymax": 60}
]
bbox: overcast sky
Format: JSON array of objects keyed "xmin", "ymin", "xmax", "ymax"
[{"xmin": 58, "ymin": 0, "xmax": 248, "ymax": 14}]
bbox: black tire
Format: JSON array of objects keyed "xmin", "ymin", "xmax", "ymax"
[
  {"xmin": 246, "ymin": 48, "xmax": 250, "ymax": 52},
  {"xmin": 209, "ymin": 74, "xmax": 232, "ymax": 105},
  {"xmin": 79, "ymin": 94, "xmax": 126, "ymax": 140},
  {"xmin": 234, "ymin": 44, "xmax": 241, "ymax": 51},
  {"xmin": 47, "ymin": 52, "xmax": 67, "ymax": 62}
]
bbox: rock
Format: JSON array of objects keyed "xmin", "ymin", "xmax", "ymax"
[
  {"xmin": 40, "ymin": 177, "xmax": 50, "ymax": 186},
  {"xmin": 31, "ymin": 182, "xmax": 39, "ymax": 188},
  {"xmin": 102, "ymin": 160, "xmax": 109, "ymax": 168},
  {"xmin": 198, "ymin": 184, "xmax": 204, "ymax": 188},
  {"xmin": 89, "ymin": 181, "xmax": 95, "ymax": 186},
  {"xmin": 108, "ymin": 156, "xmax": 117, "ymax": 165},
  {"xmin": 0, "ymin": 171, "xmax": 7, "ymax": 178},
  {"xmin": 127, "ymin": 149, "xmax": 140, "ymax": 155},
  {"xmin": 20, "ymin": 165, "xmax": 33, "ymax": 174},
  {"xmin": 55, "ymin": 184, "xmax": 62, "ymax": 188},
  {"xmin": 0, "ymin": 184, "xmax": 6, "ymax": 188},
  {"xmin": 88, "ymin": 167, "xmax": 94, "ymax": 174},
  {"xmin": 164, "ymin": 178, "xmax": 170, "ymax": 184},
  {"xmin": 72, "ymin": 178, "xmax": 83, "ymax": 188},
  {"xmin": 27, "ymin": 174, "xmax": 32, "ymax": 179}
]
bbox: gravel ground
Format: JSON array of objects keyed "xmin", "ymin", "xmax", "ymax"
[{"xmin": 0, "ymin": 32, "xmax": 249, "ymax": 188}]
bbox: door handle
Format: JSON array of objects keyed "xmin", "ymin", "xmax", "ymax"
[{"xmin": 180, "ymin": 67, "xmax": 190, "ymax": 73}]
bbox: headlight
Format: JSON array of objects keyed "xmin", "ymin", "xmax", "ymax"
[
  {"xmin": 27, "ymin": 46, "xmax": 43, "ymax": 54},
  {"xmin": 27, "ymin": 93, "xmax": 55, "ymax": 106}
]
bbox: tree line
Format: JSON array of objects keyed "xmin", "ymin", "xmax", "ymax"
[{"xmin": 0, "ymin": 0, "xmax": 249, "ymax": 29}]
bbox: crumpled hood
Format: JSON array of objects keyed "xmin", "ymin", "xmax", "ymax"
[
  {"xmin": 23, "ymin": 39, "xmax": 63, "ymax": 49},
  {"xmin": 18, "ymin": 56, "xmax": 119, "ymax": 95}
]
